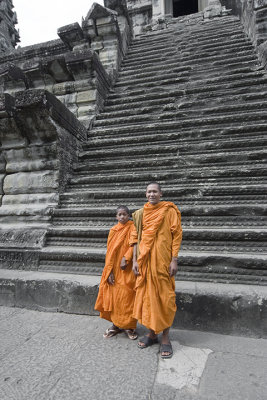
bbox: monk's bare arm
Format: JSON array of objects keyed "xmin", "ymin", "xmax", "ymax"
[{"xmin": 132, "ymin": 244, "xmax": 140, "ymax": 276}]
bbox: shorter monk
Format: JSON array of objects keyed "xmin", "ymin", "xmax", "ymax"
[{"xmin": 95, "ymin": 206, "xmax": 138, "ymax": 340}]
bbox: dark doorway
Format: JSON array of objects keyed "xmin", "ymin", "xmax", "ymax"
[{"xmin": 173, "ymin": 0, "xmax": 198, "ymax": 17}]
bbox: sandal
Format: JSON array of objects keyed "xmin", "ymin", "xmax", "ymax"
[
  {"xmin": 137, "ymin": 335, "xmax": 158, "ymax": 348},
  {"xmin": 160, "ymin": 343, "xmax": 173, "ymax": 359},
  {"xmin": 103, "ymin": 325, "xmax": 122, "ymax": 338},
  {"xmin": 125, "ymin": 329, "xmax": 138, "ymax": 340}
]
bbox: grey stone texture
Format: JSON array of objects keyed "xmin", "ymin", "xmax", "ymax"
[
  {"xmin": 0, "ymin": 0, "xmax": 19, "ymax": 52},
  {"xmin": 35, "ymin": 11, "xmax": 267, "ymax": 287},
  {"xmin": 222, "ymin": 0, "xmax": 267, "ymax": 67},
  {"xmin": 1, "ymin": 269, "xmax": 267, "ymax": 337},
  {"xmin": 0, "ymin": 1, "xmax": 266, "ymax": 335},
  {"xmin": 0, "ymin": 306, "xmax": 267, "ymax": 400}
]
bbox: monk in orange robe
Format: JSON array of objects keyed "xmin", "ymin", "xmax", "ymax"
[
  {"xmin": 131, "ymin": 183, "xmax": 182, "ymax": 358},
  {"xmin": 95, "ymin": 206, "xmax": 138, "ymax": 340}
]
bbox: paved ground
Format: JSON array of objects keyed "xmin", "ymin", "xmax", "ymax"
[{"xmin": 0, "ymin": 306, "xmax": 267, "ymax": 400}]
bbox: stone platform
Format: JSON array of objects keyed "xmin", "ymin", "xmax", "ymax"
[
  {"xmin": 1, "ymin": 306, "xmax": 267, "ymax": 400},
  {"xmin": 0, "ymin": 269, "xmax": 266, "ymax": 338}
]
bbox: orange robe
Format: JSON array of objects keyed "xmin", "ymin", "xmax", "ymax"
[
  {"xmin": 131, "ymin": 201, "xmax": 182, "ymax": 334},
  {"xmin": 95, "ymin": 220, "xmax": 137, "ymax": 329}
]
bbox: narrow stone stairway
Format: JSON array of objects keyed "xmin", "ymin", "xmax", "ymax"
[{"xmin": 39, "ymin": 13, "xmax": 267, "ymax": 285}]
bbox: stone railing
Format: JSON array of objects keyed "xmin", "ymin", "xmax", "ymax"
[{"xmin": 221, "ymin": 0, "xmax": 267, "ymax": 68}]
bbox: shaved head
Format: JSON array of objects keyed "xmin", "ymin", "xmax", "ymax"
[
  {"xmin": 116, "ymin": 205, "xmax": 130, "ymax": 215},
  {"xmin": 146, "ymin": 182, "xmax": 162, "ymax": 192}
]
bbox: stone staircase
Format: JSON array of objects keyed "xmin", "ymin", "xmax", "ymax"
[{"xmin": 39, "ymin": 14, "xmax": 267, "ymax": 285}]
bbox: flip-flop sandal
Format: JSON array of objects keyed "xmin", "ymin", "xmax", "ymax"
[
  {"xmin": 125, "ymin": 329, "xmax": 138, "ymax": 340},
  {"xmin": 160, "ymin": 343, "xmax": 173, "ymax": 359},
  {"xmin": 137, "ymin": 335, "xmax": 158, "ymax": 348},
  {"xmin": 103, "ymin": 326, "xmax": 122, "ymax": 338}
]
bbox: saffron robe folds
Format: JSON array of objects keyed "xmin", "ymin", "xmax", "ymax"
[
  {"xmin": 131, "ymin": 201, "xmax": 182, "ymax": 334},
  {"xmin": 95, "ymin": 220, "xmax": 137, "ymax": 330}
]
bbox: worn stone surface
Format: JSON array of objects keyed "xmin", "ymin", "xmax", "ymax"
[
  {"xmin": 37, "ymin": 13, "xmax": 267, "ymax": 286},
  {"xmin": 0, "ymin": 306, "xmax": 267, "ymax": 400},
  {"xmin": 1, "ymin": 270, "xmax": 267, "ymax": 337},
  {"xmin": 0, "ymin": 0, "xmax": 20, "ymax": 53}
]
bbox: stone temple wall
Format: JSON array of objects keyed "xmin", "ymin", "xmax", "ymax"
[
  {"xmin": 0, "ymin": 2, "xmax": 131, "ymax": 268},
  {"xmin": 221, "ymin": 0, "xmax": 267, "ymax": 68}
]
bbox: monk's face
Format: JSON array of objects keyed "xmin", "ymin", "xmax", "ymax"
[
  {"xmin": 146, "ymin": 184, "xmax": 162, "ymax": 205},
  {"xmin": 116, "ymin": 209, "xmax": 130, "ymax": 224}
]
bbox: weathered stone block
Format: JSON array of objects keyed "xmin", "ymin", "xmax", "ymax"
[
  {"xmin": 58, "ymin": 23, "xmax": 85, "ymax": 50},
  {"xmin": 77, "ymin": 90, "xmax": 97, "ymax": 104},
  {"xmin": 0, "ymin": 250, "xmax": 39, "ymax": 270},
  {"xmin": 52, "ymin": 82, "xmax": 76, "ymax": 96},
  {"xmin": 3, "ymin": 170, "xmax": 59, "ymax": 195},
  {"xmin": 0, "ymin": 229, "xmax": 46, "ymax": 249},
  {"xmin": 4, "ymin": 144, "xmax": 58, "ymax": 173},
  {"xmin": 254, "ymin": 0, "xmax": 267, "ymax": 10},
  {"xmin": 77, "ymin": 105, "xmax": 94, "ymax": 118},
  {"xmin": 2, "ymin": 193, "xmax": 58, "ymax": 206}
]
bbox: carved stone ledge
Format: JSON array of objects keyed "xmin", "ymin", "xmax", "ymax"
[{"xmin": 58, "ymin": 23, "xmax": 86, "ymax": 51}]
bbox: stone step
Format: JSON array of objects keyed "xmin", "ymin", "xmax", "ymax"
[
  {"xmin": 115, "ymin": 72, "xmax": 190, "ymax": 88},
  {"xmin": 59, "ymin": 185, "xmax": 267, "ymax": 203},
  {"xmin": 76, "ymin": 142, "xmax": 267, "ymax": 167},
  {"xmin": 135, "ymin": 22, "xmax": 244, "ymax": 47},
  {"xmin": 134, "ymin": 19, "xmax": 243, "ymax": 41},
  {"xmin": 95, "ymin": 99, "xmax": 267, "ymax": 122},
  {"xmin": 68, "ymin": 179, "xmax": 266, "ymax": 193},
  {"xmin": 128, "ymin": 35, "xmax": 250, "ymax": 58},
  {"xmin": 123, "ymin": 42, "xmax": 254, "ymax": 66},
  {"xmin": 88, "ymin": 120, "xmax": 267, "ymax": 145},
  {"xmin": 107, "ymin": 74, "xmax": 267, "ymax": 103},
  {"xmin": 103, "ymin": 81, "xmax": 261, "ymax": 113},
  {"xmin": 115, "ymin": 69, "xmax": 264, "ymax": 93},
  {"xmin": 38, "ymin": 248, "xmax": 267, "ymax": 283},
  {"xmin": 119, "ymin": 55, "xmax": 257, "ymax": 78},
  {"xmin": 92, "ymin": 112, "xmax": 267, "ymax": 137},
  {"xmin": 44, "ymin": 238, "xmax": 266, "ymax": 255},
  {"xmin": 68, "ymin": 171, "xmax": 267, "ymax": 188},
  {"xmin": 120, "ymin": 49, "xmax": 257, "ymax": 71},
  {"xmin": 50, "ymin": 209, "xmax": 267, "ymax": 228},
  {"xmin": 44, "ymin": 228, "xmax": 267, "ymax": 251},
  {"xmin": 124, "ymin": 44, "xmax": 178, "ymax": 61},
  {"xmin": 93, "ymin": 108, "xmax": 267, "ymax": 130},
  {"xmin": 115, "ymin": 69, "xmax": 191, "ymax": 88},
  {"xmin": 118, "ymin": 62, "xmax": 256, "ymax": 84},
  {"xmin": 73, "ymin": 155, "xmax": 266, "ymax": 176}
]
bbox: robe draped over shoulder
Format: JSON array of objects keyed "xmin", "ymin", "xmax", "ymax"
[
  {"xmin": 132, "ymin": 201, "xmax": 182, "ymax": 334},
  {"xmin": 95, "ymin": 220, "xmax": 137, "ymax": 329}
]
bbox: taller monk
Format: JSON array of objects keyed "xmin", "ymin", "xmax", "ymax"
[{"xmin": 131, "ymin": 182, "xmax": 182, "ymax": 358}]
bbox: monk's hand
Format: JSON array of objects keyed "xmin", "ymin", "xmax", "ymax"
[
  {"xmin": 132, "ymin": 260, "xmax": 140, "ymax": 276},
  {"xmin": 108, "ymin": 271, "xmax": 115, "ymax": 285},
  {"xmin": 169, "ymin": 257, "xmax": 178, "ymax": 277},
  {"xmin": 120, "ymin": 256, "xmax": 127, "ymax": 270}
]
